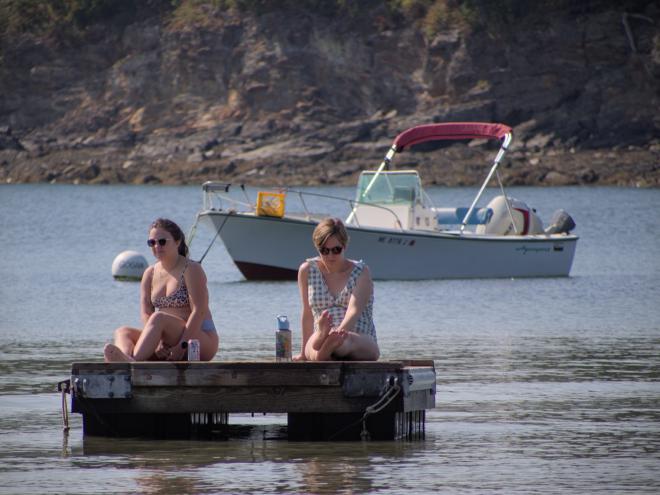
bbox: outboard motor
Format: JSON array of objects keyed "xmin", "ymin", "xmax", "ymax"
[
  {"xmin": 476, "ymin": 196, "xmax": 544, "ymax": 235},
  {"xmin": 544, "ymin": 209, "xmax": 576, "ymax": 234}
]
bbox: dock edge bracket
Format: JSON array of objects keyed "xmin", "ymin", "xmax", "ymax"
[
  {"xmin": 401, "ymin": 368, "xmax": 437, "ymax": 396},
  {"xmin": 73, "ymin": 374, "xmax": 132, "ymax": 399}
]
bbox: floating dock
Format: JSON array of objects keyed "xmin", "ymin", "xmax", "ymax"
[{"xmin": 68, "ymin": 360, "xmax": 436, "ymax": 441}]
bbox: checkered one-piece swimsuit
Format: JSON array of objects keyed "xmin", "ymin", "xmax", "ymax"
[{"xmin": 307, "ymin": 258, "xmax": 377, "ymax": 342}]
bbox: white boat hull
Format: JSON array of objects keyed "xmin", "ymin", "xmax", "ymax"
[{"xmin": 199, "ymin": 211, "xmax": 578, "ymax": 281}]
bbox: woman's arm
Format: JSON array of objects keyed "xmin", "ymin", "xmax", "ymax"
[
  {"xmin": 160, "ymin": 261, "xmax": 209, "ymax": 362},
  {"xmin": 139, "ymin": 266, "xmax": 155, "ymax": 326},
  {"xmin": 336, "ymin": 265, "xmax": 373, "ymax": 333},
  {"xmin": 179, "ymin": 262, "xmax": 210, "ymax": 347},
  {"xmin": 297, "ymin": 262, "xmax": 314, "ymax": 359}
]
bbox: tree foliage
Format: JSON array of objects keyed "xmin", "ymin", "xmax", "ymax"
[{"xmin": 1, "ymin": 0, "xmax": 649, "ymax": 40}]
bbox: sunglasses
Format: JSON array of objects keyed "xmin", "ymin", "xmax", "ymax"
[
  {"xmin": 147, "ymin": 238, "xmax": 168, "ymax": 247},
  {"xmin": 319, "ymin": 246, "xmax": 343, "ymax": 255}
]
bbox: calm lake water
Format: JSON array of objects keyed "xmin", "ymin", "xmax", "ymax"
[{"xmin": 1, "ymin": 184, "xmax": 659, "ymax": 494}]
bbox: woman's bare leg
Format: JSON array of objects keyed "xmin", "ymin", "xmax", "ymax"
[
  {"xmin": 305, "ymin": 330, "xmax": 347, "ymax": 361},
  {"xmin": 305, "ymin": 310, "xmax": 333, "ymax": 357},
  {"xmin": 311, "ymin": 310, "xmax": 333, "ymax": 351},
  {"xmin": 113, "ymin": 326, "xmax": 141, "ymax": 356},
  {"xmin": 332, "ymin": 333, "xmax": 380, "ymax": 361},
  {"xmin": 108, "ymin": 316, "xmax": 218, "ymax": 362},
  {"xmin": 104, "ymin": 343, "xmax": 135, "ymax": 362},
  {"xmin": 197, "ymin": 330, "xmax": 219, "ymax": 361},
  {"xmin": 133, "ymin": 312, "xmax": 186, "ymax": 361},
  {"xmin": 305, "ymin": 331, "xmax": 327, "ymax": 356},
  {"xmin": 104, "ymin": 326, "xmax": 141, "ymax": 362}
]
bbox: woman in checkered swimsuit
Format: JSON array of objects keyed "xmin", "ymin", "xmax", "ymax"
[{"xmin": 295, "ymin": 218, "xmax": 380, "ymax": 361}]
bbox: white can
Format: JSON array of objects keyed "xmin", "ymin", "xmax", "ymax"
[{"xmin": 184, "ymin": 339, "xmax": 200, "ymax": 361}]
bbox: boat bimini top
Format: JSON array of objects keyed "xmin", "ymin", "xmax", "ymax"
[{"xmin": 348, "ymin": 122, "xmax": 513, "ymax": 233}]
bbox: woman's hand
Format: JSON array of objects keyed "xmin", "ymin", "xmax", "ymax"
[
  {"xmin": 167, "ymin": 343, "xmax": 187, "ymax": 361},
  {"xmin": 155, "ymin": 341, "xmax": 186, "ymax": 361},
  {"xmin": 329, "ymin": 326, "xmax": 349, "ymax": 339},
  {"xmin": 154, "ymin": 341, "xmax": 172, "ymax": 360}
]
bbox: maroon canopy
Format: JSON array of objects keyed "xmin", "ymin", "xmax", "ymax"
[{"xmin": 393, "ymin": 122, "xmax": 512, "ymax": 151}]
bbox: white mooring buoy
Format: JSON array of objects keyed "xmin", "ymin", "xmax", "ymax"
[{"xmin": 112, "ymin": 250, "xmax": 148, "ymax": 281}]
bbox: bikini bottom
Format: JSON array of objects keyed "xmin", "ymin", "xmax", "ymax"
[{"xmin": 201, "ymin": 319, "xmax": 216, "ymax": 333}]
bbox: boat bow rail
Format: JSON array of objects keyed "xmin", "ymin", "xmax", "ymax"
[{"xmin": 198, "ymin": 181, "xmax": 413, "ymax": 232}]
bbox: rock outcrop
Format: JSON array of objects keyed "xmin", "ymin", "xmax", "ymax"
[{"xmin": 1, "ymin": 2, "xmax": 658, "ymax": 186}]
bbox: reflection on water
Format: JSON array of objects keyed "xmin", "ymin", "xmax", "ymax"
[
  {"xmin": 1, "ymin": 185, "xmax": 660, "ymax": 493},
  {"xmin": 72, "ymin": 435, "xmax": 413, "ymax": 494}
]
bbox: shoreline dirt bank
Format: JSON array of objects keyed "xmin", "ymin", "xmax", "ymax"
[
  {"xmin": 2, "ymin": 121, "xmax": 657, "ymax": 187},
  {"xmin": 1, "ymin": 3, "xmax": 658, "ymax": 187}
]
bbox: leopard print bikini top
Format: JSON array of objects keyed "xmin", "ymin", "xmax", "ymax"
[{"xmin": 151, "ymin": 259, "xmax": 190, "ymax": 309}]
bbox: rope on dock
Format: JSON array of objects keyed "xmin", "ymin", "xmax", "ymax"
[
  {"xmin": 194, "ymin": 212, "xmax": 230, "ymax": 264},
  {"xmin": 360, "ymin": 379, "xmax": 401, "ymax": 440},
  {"xmin": 328, "ymin": 377, "xmax": 401, "ymax": 441}
]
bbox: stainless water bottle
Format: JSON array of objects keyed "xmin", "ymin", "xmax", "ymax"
[{"xmin": 275, "ymin": 315, "xmax": 292, "ymax": 362}]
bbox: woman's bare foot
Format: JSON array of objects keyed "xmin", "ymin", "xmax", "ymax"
[
  {"xmin": 292, "ymin": 352, "xmax": 307, "ymax": 361},
  {"xmin": 312, "ymin": 310, "xmax": 333, "ymax": 351},
  {"xmin": 315, "ymin": 330, "xmax": 348, "ymax": 361},
  {"xmin": 104, "ymin": 343, "xmax": 135, "ymax": 362}
]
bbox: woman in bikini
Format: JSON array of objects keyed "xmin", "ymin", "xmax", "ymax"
[
  {"xmin": 295, "ymin": 217, "xmax": 380, "ymax": 361},
  {"xmin": 104, "ymin": 218, "xmax": 219, "ymax": 362}
]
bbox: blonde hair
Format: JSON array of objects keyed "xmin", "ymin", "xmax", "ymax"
[{"xmin": 312, "ymin": 217, "xmax": 349, "ymax": 250}]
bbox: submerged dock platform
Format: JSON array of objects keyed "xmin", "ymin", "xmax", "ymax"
[{"xmin": 69, "ymin": 360, "xmax": 436, "ymax": 441}]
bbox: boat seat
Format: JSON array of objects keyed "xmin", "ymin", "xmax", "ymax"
[{"xmin": 435, "ymin": 207, "xmax": 493, "ymax": 225}]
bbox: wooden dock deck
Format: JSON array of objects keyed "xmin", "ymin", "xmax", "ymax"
[{"xmin": 69, "ymin": 360, "xmax": 436, "ymax": 441}]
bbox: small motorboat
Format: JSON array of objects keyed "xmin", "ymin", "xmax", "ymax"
[{"xmin": 190, "ymin": 122, "xmax": 578, "ymax": 280}]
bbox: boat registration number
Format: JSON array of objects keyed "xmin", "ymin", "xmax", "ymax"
[{"xmin": 378, "ymin": 236, "xmax": 416, "ymax": 246}]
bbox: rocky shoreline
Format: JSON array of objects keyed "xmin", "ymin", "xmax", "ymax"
[
  {"xmin": 2, "ymin": 119, "xmax": 658, "ymax": 188},
  {"xmin": 1, "ymin": 3, "xmax": 658, "ymax": 187}
]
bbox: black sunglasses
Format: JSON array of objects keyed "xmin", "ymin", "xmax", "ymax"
[
  {"xmin": 319, "ymin": 246, "xmax": 343, "ymax": 255},
  {"xmin": 147, "ymin": 238, "xmax": 168, "ymax": 247}
]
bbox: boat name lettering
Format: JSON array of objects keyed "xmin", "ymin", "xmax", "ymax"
[
  {"xmin": 516, "ymin": 246, "xmax": 551, "ymax": 254},
  {"xmin": 378, "ymin": 236, "xmax": 416, "ymax": 246}
]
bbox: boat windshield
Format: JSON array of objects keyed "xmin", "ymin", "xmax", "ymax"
[{"xmin": 356, "ymin": 171, "xmax": 421, "ymax": 205}]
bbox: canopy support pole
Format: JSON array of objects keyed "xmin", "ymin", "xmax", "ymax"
[
  {"xmin": 495, "ymin": 169, "xmax": 519, "ymax": 234},
  {"xmin": 345, "ymin": 145, "xmax": 397, "ymax": 225},
  {"xmin": 460, "ymin": 133, "xmax": 512, "ymax": 233}
]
